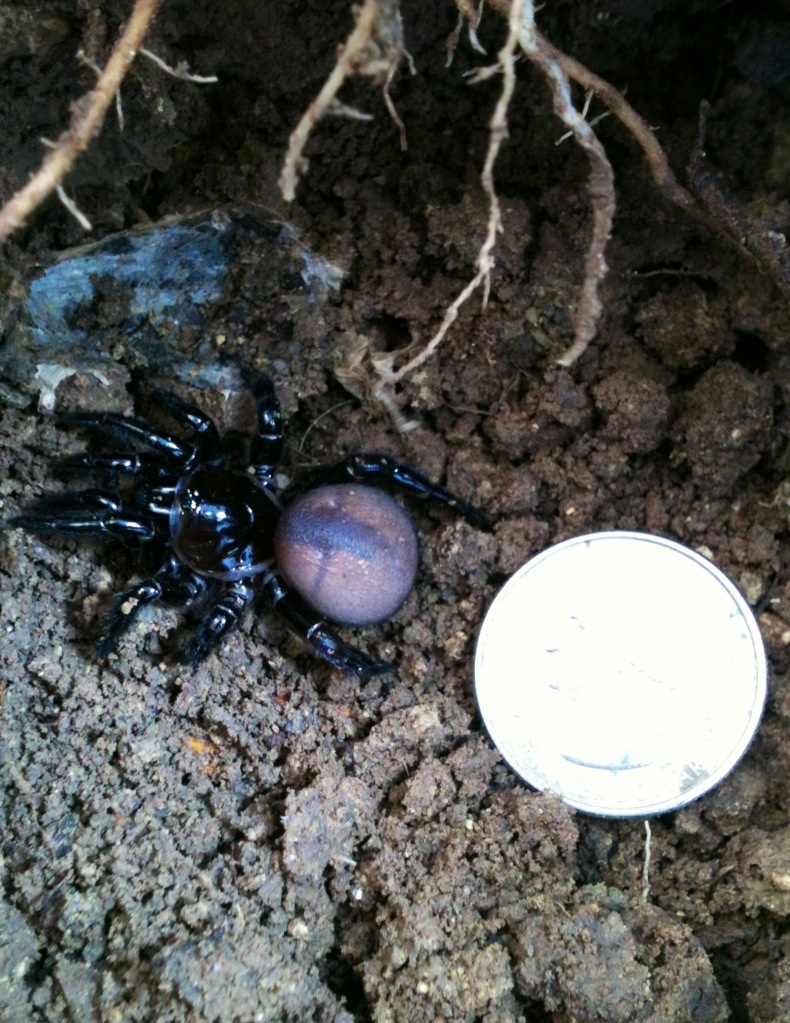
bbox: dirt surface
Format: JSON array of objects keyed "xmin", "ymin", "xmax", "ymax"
[{"xmin": 2, "ymin": 2, "xmax": 790, "ymax": 1021}]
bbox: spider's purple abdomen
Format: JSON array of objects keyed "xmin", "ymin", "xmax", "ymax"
[
  {"xmin": 274, "ymin": 484, "xmax": 419, "ymax": 625},
  {"xmin": 170, "ymin": 468, "xmax": 278, "ymax": 581}
]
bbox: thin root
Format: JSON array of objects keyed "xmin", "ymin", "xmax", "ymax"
[
  {"xmin": 279, "ymin": 0, "xmax": 410, "ymax": 202},
  {"xmin": 0, "ymin": 0, "xmax": 164, "ymax": 243},
  {"xmin": 139, "ymin": 46, "xmax": 218, "ymax": 83},
  {"xmin": 373, "ymin": 0, "xmax": 523, "ymax": 412},
  {"xmin": 377, "ymin": 0, "xmax": 781, "ymax": 402},
  {"xmin": 56, "ymin": 185, "xmax": 92, "ymax": 231}
]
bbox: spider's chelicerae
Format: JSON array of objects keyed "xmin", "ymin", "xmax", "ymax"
[{"xmin": 12, "ymin": 378, "xmax": 488, "ymax": 676}]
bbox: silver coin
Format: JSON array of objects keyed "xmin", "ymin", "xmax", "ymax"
[{"xmin": 475, "ymin": 532, "xmax": 768, "ymax": 816}]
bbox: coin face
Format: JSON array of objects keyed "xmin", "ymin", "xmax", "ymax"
[{"xmin": 474, "ymin": 532, "xmax": 768, "ymax": 816}]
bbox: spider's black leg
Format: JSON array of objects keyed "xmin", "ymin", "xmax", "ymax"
[
  {"xmin": 309, "ymin": 453, "xmax": 490, "ymax": 529},
  {"xmin": 145, "ymin": 389, "xmax": 222, "ymax": 465},
  {"xmin": 55, "ymin": 452, "xmax": 167, "ymax": 481},
  {"xmin": 267, "ymin": 574, "xmax": 391, "ymax": 678},
  {"xmin": 65, "ymin": 412, "xmax": 196, "ymax": 468},
  {"xmin": 97, "ymin": 555, "xmax": 208, "ymax": 657},
  {"xmin": 249, "ymin": 377, "xmax": 285, "ymax": 484},
  {"xmin": 11, "ymin": 491, "xmax": 156, "ymax": 541},
  {"xmin": 181, "ymin": 579, "xmax": 259, "ymax": 664}
]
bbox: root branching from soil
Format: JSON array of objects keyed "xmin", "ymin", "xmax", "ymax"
[
  {"xmin": 2, "ymin": 0, "xmax": 787, "ymax": 414},
  {"xmin": 280, "ymin": 0, "xmax": 790, "ymax": 422},
  {"xmin": 0, "ymin": 0, "xmax": 164, "ymax": 242},
  {"xmin": 279, "ymin": 0, "xmax": 412, "ymax": 203}
]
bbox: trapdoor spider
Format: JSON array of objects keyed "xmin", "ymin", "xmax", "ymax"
[{"xmin": 12, "ymin": 378, "xmax": 487, "ymax": 676}]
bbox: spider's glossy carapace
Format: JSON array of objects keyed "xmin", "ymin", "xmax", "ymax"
[{"xmin": 171, "ymin": 468, "xmax": 279, "ymax": 582}]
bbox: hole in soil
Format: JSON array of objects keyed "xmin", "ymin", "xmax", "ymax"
[
  {"xmin": 362, "ymin": 313, "xmax": 411, "ymax": 352},
  {"xmin": 514, "ymin": 997, "xmax": 553, "ymax": 1022},
  {"xmin": 733, "ymin": 332, "xmax": 769, "ymax": 372},
  {"xmin": 710, "ymin": 950, "xmax": 749, "ymax": 1022},
  {"xmin": 321, "ymin": 951, "xmax": 370, "ymax": 1020}
]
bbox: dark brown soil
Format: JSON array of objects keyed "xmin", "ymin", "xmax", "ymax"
[{"xmin": 2, "ymin": 3, "xmax": 790, "ymax": 1021}]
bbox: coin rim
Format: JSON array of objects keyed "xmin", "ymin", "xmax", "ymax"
[{"xmin": 474, "ymin": 531, "xmax": 769, "ymax": 817}]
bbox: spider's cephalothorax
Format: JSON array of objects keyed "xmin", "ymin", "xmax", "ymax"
[{"xmin": 11, "ymin": 379, "xmax": 488, "ymax": 676}]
